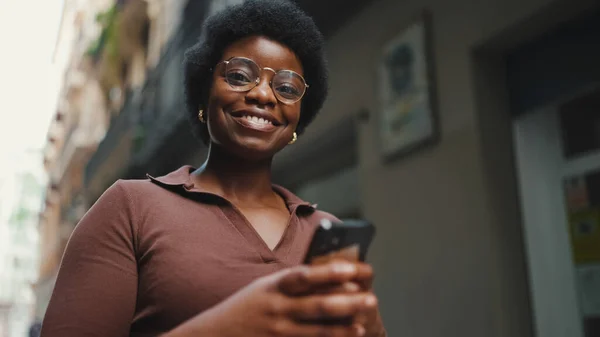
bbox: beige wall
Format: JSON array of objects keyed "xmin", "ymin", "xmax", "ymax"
[{"xmin": 306, "ymin": 0, "xmax": 597, "ymax": 335}]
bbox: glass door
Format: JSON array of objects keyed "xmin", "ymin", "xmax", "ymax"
[{"xmin": 561, "ymin": 90, "xmax": 600, "ymax": 337}]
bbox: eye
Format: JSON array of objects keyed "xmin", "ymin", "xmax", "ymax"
[
  {"xmin": 226, "ymin": 71, "xmax": 253, "ymax": 85},
  {"xmin": 275, "ymin": 83, "xmax": 301, "ymax": 98}
]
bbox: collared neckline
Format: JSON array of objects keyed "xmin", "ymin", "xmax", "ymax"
[
  {"xmin": 146, "ymin": 165, "xmax": 315, "ymax": 209},
  {"xmin": 146, "ymin": 165, "xmax": 317, "ymax": 264}
]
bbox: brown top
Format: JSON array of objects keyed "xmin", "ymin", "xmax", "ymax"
[{"xmin": 41, "ymin": 166, "xmax": 337, "ymax": 337}]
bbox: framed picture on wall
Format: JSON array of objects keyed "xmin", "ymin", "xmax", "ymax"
[{"xmin": 377, "ymin": 11, "xmax": 439, "ymax": 161}]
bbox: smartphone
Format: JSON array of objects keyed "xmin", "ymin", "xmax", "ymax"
[
  {"xmin": 302, "ymin": 218, "xmax": 375, "ymax": 326},
  {"xmin": 304, "ymin": 218, "xmax": 375, "ymax": 265}
]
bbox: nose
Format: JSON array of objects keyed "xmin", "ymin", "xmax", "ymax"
[{"xmin": 245, "ymin": 73, "xmax": 277, "ymax": 107}]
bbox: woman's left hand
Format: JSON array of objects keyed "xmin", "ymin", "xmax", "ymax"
[{"xmin": 305, "ymin": 261, "xmax": 386, "ymax": 337}]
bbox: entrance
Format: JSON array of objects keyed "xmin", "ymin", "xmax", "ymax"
[
  {"xmin": 515, "ymin": 88, "xmax": 600, "ymax": 337},
  {"xmin": 561, "ymin": 90, "xmax": 600, "ymax": 336}
]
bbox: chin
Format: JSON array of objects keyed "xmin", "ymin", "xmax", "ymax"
[{"xmin": 230, "ymin": 137, "xmax": 283, "ymax": 161}]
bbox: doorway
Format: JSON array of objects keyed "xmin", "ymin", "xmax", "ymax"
[
  {"xmin": 515, "ymin": 88, "xmax": 600, "ymax": 337},
  {"xmin": 561, "ymin": 90, "xmax": 600, "ymax": 336}
]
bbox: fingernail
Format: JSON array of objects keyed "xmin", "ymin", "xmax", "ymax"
[{"xmin": 365, "ymin": 295, "xmax": 377, "ymax": 307}]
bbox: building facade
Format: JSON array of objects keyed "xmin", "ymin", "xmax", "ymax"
[
  {"xmin": 41, "ymin": 0, "xmax": 600, "ymax": 336},
  {"xmin": 35, "ymin": 0, "xmax": 115, "ymax": 323},
  {"xmin": 35, "ymin": 0, "xmax": 194, "ymax": 321}
]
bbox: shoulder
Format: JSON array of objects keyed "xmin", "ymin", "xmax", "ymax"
[
  {"xmin": 80, "ymin": 178, "xmax": 178, "ymax": 243},
  {"xmin": 88, "ymin": 178, "xmax": 176, "ymax": 221},
  {"xmin": 101, "ymin": 178, "xmax": 172, "ymax": 203},
  {"xmin": 110, "ymin": 177, "xmax": 160, "ymax": 195},
  {"xmin": 72, "ymin": 180, "xmax": 149, "ymax": 243}
]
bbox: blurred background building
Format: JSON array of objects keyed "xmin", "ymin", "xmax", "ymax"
[
  {"xmin": 33, "ymin": 0, "xmax": 115, "ymax": 324},
  {"xmin": 35, "ymin": 0, "xmax": 600, "ymax": 337},
  {"xmin": 0, "ymin": 152, "xmax": 45, "ymax": 337}
]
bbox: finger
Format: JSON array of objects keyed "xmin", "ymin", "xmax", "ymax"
[
  {"xmin": 270, "ymin": 319, "xmax": 366, "ymax": 337},
  {"xmin": 278, "ymin": 263, "xmax": 360, "ymax": 295},
  {"xmin": 348, "ymin": 262, "xmax": 374, "ymax": 290},
  {"xmin": 312, "ymin": 281, "xmax": 361, "ymax": 295},
  {"xmin": 286, "ymin": 293, "xmax": 377, "ymax": 321},
  {"xmin": 312, "ymin": 259, "xmax": 374, "ymax": 290},
  {"xmin": 354, "ymin": 296, "xmax": 381, "ymax": 333}
]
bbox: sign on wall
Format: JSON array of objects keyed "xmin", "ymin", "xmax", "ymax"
[{"xmin": 377, "ymin": 10, "xmax": 439, "ymax": 162}]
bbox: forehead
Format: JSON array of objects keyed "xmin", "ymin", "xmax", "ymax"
[{"xmin": 221, "ymin": 35, "xmax": 304, "ymax": 75}]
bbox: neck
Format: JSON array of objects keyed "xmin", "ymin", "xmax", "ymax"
[{"xmin": 192, "ymin": 143, "xmax": 276, "ymax": 203}]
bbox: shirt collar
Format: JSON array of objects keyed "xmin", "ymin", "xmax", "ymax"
[{"xmin": 146, "ymin": 165, "xmax": 315, "ymax": 209}]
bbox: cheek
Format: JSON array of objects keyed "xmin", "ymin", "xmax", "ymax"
[
  {"xmin": 284, "ymin": 104, "xmax": 302, "ymax": 128},
  {"xmin": 206, "ymin": 79, "xmax": 236, "ymax": 116}
]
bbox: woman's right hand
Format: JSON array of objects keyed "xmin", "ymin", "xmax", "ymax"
[{"xmin": 164, "ymin": 261, "xmax": 376, "ymax": 337}]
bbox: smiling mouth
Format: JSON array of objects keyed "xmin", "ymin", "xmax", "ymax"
[
  {"xmin": 231, "ymin": 113, "xmax": 280, "ymax": 132},
  {"xmin": 240, "ymin": 115, "xmax": 273, "ymax": 126}
]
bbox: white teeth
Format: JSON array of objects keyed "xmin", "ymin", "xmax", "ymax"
[{"xmin": 243, "ymin": 115, "xmax": 272, "ymax": 125}]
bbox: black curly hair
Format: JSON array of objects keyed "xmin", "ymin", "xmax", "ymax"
[{"xmin": 183, "ymin": 0, "xmax": 328, "ymax": 145}]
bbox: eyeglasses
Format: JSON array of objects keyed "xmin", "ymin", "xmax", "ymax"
[{"xmin": 217, "ymin": 56, "xmax": 309, "ymax": 104}]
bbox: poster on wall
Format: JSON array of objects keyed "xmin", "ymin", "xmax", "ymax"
[
  {"xmin": 377, "ymin": 11, "xmax": 439, "ymax": 161},
  {"xmin": 567, "ymin": 207, "xmax": 600, "ymax": 263}
]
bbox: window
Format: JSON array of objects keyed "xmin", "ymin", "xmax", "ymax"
[{"xmin": 560, "ymin": 90, "xmax": 600, "ymax": 158}]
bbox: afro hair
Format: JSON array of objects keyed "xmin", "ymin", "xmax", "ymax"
[{"xmin": 183, "ymin": 0, "xmax": 329, "ymax": 144}]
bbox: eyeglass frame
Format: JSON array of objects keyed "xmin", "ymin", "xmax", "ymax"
[{"xmin": 213, "ymin": 56, "xmax": 309, "ymax": 104}]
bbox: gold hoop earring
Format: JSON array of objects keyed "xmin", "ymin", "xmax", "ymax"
[
  {"xmin": 288, "ymin": 132, "xmax": 297, "ymax": 145},
  {"xmin": 198, "ymin": 109, "xmax": 205, "ymax": 123}
]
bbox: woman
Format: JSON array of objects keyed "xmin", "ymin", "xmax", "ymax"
[{"xmin": 41, "ymin": 1, "xmax": 386, "ymax": 336}]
